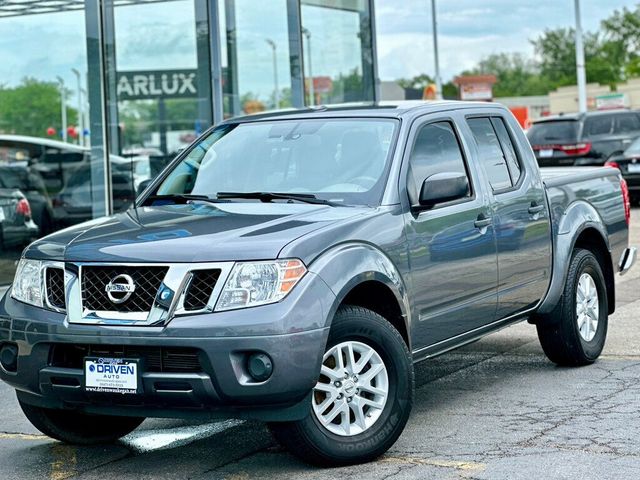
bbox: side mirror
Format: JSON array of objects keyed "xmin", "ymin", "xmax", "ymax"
[
  {"xmin": 418, "ymin": 172, "xmax": 469, "ymax": 208},
  {"xmin": 136, "ymin": 178, "xmax": 153, "ymax": 197}
]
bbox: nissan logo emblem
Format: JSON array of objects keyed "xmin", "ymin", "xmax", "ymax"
[{"xmin": 105, "ymin": 274, "xmax": 136, "ymax": 304}]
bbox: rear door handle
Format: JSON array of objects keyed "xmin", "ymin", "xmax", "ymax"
[{"xmin": 474, "ymin": 216, "xmax": 492, "ymax": 229}]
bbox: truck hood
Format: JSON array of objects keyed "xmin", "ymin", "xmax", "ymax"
[{"xmin": 25, "ymin": 202, "xmax": 370, "ymax": 263}]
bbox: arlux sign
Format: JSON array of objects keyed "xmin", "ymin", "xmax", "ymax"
[{"xmin": 116, "ymin": 69, "xmax": 198, "ymax": 100}]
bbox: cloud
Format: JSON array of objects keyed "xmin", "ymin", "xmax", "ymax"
[{"xmin": 375, "ymin": 0, "xmax": 639, "ymax": 81}]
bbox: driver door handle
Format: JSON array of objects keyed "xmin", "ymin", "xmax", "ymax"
[
  {"xmin": 528, "ymin": 203, "xmax": 545, "ymax": 215},
  {"xmin": 474, "ymin": 215, "xmax": 492, "ymax": 229}
]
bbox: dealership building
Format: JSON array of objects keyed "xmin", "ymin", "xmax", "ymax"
[{"xmin": 0, "ymin": 0, "xmax": 378, "ymax": 283}]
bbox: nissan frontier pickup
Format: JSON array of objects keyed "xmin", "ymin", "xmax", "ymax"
[{"xmin": 1, "ymin": 101, "xmax": 636, "ymax": 466}]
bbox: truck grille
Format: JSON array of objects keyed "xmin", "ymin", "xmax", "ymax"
[
  {"xmin": 46, "ymin": 268, "xmax": 66, "ymax": 310},
  {"xmin": 49, "ymin": 344, "xmax": 203, "ymax": 373},
  {"xmin": 183, "ymin": 269, "xmax": 221, "ymax": 311},
  {"xmin": 81, "ymin": 266, "xmax": 168, "ymax": 312}
]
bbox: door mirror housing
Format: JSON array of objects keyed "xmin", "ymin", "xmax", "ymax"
[
  {"xmin": 418, "ymin": 172, "xmax": 469, "ymax": 208},
  {"xmin": 136, "ymin": 178, "xmax": 153, "ymax": 197}
]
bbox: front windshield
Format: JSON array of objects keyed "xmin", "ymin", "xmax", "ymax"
[
  {"xmin": 154, "ymin": 118, "xmax": 398, "ymax": 206},
  {"xmin": 625, "ymin": 137, "xmax": 640, "ymax": 156}
]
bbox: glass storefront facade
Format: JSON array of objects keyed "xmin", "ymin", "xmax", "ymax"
[{"xmin": 0, "ymin": 0, "xmax": 378, "ymax": 285}]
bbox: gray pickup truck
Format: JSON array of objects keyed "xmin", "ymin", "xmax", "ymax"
[{"xmin": 0, "ymin": 102, "xmax": 636, "ymax": 466}]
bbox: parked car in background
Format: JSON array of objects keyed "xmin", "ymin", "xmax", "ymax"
[
  {"xmin": 527, "ymin": 110, "xmax": 640, "ymax": 167},
  {"xmin": 0, "ymin": 189, "xmax": 38, "ymax": 249},
  {"xmin": 52, "ymin": 161, "xmax": 137, "ymax": 227},
  {"xmin": 606, "ymin": 136, "xmax": 640, "ymax": 204},
  {"xmin": 0, "ymin": 135, "xmax": 88, "ymax": 195},
  {"xmin": 0, "ymin": 135, "xmax": 131, "ymax": 195},
  {"xmin": 0, "ymin": 164, "xmax": 54, "ymax": 235}
]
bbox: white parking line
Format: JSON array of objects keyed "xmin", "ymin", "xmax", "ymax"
[{"xmin": 120, "ymin": 420, "xmax": 244, "ymax": 453}]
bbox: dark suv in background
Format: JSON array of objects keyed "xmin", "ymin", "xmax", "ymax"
[
  {"xmin": 607, "ymin": 136, "xmax": 640, "ymax": 204},
  {"xmin": 528, "ymin": 110, "xmax": 640, "ymax": 167}
]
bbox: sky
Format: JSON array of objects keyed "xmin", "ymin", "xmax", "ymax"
[
  {"xmin": 0, "ymin": 0, "xmax": 638, "ymax": 102},
  {"xmin": 375, "ymin": 0, "xmax": 639, "ymax": 81}
]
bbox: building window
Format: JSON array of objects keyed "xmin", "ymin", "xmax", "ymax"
[
  {"xmin": 300, "ymin": 0, "xmax": 375, "ymax": 105},
  {"xmin": 219, "ymin": 0, "xmax": 293, "ymax": 118}
]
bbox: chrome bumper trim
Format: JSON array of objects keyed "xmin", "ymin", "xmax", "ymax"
[
  {"xmin": 619, "ymin": 247, "xmax": 637, "ymax": 275},
  {"xmin": 64, "ymin": 261, "xmax": 234, "ymax": 326}
]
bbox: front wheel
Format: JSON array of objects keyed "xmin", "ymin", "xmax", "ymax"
[
  {"xmin": 269, "ymin": 305, "xmax": 414, "ymax": 466},
  {"xmin": 536, "ymin": 248, "xmax": 608, "ymax": 366},
  {"xmin": 18, "ymin": 398, "xmax": 145, "ymax": 445}
]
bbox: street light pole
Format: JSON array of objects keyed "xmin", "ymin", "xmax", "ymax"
[
  {"xmin": 56, "ymin": 76, "xmax": 67, "ymax": 142},
  {"xmin": 265, "ymin": 39, "xmax": 280, "ymax": 109},
  {"xmin": 431, "ymin": 0, "xmax": 442, "ymax": 100},
  {"xmin": 574, "ymin": 0, "xmax": 587, "ymax": 113},
  {"xmin": 302, "ymin": 27, "xmax": 314, "ymax": 105},
  {"xmin": 71, "ymin": 68, "xmax": 84, "ymax": 146}
]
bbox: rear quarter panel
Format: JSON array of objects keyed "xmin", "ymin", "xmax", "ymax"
[{"xmin": 537, "ymin": 167, "xmax": 628, "ymax": 314}]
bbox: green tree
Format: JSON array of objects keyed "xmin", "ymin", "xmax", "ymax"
[
  {"xmin": 396, "ymin": 73, "xmax": 434, "ymax": 90},
  {"xmin": 462, "ymin": 52, "xmax": 551, "ymax": 97},
  {"xmin": 0, "ymin": 78, "xmax": 77, "ymax": 137},
  {"xmin": 601, "ymin": 5, "xmax": 640, "ymax": 77},
  {"xmin": 531, "ymin": 27, "xmax": 623, "ymax": 87}
]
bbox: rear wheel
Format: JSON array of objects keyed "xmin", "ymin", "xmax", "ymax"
[
  {"xmin": 536, "ymin": 248, "xmax": 608, "ymax": 366},
  {"xmin": 269, "ymin": 305, "xmax": 414, "ymax": 466},
  {"xmin": 18, "ymin": 398, "xmax": 144, "ymax": 445}
]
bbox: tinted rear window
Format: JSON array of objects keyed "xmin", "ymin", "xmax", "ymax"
[
  {"xmin": 584, "ymin": 115, "xmax": 614, "ymax": 136},
  {"xmin": 614, "ymin": 113, "xmax": 640, "ymax": 134},
  {"xmin": 527, "ymin": 121, "xmax": 579, "ymax": 144}
]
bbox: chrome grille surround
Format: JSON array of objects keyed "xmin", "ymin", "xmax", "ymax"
[
  {"xmin": 63, "ymin": 262, "xmax": 235, "ymax": 326},
  {"xmin": 42, "ymin": 261, "xmax": 68, "ymax": 314},
  {"xmin": 183, "ymin": 269, "xmax": 221, "ymax": 311},
  {"xmin": 45, "ymin": 267, "xmax": 66, "ymax": 311}
]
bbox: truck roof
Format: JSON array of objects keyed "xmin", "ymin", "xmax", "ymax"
[{"xmin": 223, "ymin": 100, "xmax": 508, "ymax": 125}]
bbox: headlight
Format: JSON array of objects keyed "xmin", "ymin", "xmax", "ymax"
[
  {"xmin": 11, "ymin": 259, "xmax": 44, "ymax": 308},
  {"xmin": 215, "ymin": 259, "xmax": 306, "ymax": 311}
]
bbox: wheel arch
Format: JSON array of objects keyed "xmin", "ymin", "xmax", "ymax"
[
  {"xmin": 308, "ymin": 242, "xmax": 411, "ymax": 350},
  {"xmin": 534, "ymin": 199, "xmax": 615, "ymax": 319}
]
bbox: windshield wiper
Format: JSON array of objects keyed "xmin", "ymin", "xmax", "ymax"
[
  {"xmin": 216, "ymin": 191, "xmax": 339, "ymax": 206},
  {"xmin": 143, "ymin": 194, "xmax": 223, "ymax": 206}
]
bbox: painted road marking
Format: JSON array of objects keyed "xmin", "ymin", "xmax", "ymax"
[
  {"xmin": 50, "ymin": 444, "xmax": 77, "ymax": 480},
  {"xmin": 381, "ymin": 455, "xmax": 485, "ymax": 471},
  {"xmin": 120, "ymin": 420, "xmax": 244, "ymax": 453},
  {"xmin": 0, "ymin": 432, "xmax": 48, "ymax": 441}
]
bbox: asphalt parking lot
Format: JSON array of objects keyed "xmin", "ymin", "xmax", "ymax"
[{"xmin": 0, "ymin": 208, "xmax": 638, "ymax": 480}]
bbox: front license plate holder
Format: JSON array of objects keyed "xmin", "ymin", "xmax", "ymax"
[
  {"xmin": 84, "ymin": 357, "xmax": 141, "ymax": 395},
  {"xmin": 628, "ymin": 163, "xmax": 640, "ymax": 173}
]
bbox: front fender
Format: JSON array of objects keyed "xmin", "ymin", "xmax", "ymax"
[
  {"xmin": 307, "ymin": 242, "xmax": 411, "ymax": 347},
  {"xmin": 536, "ymin": 200, "xmax": 610, "ymax": 315}
]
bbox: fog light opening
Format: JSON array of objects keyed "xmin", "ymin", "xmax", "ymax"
[
  {"xmin": 246, "ymin": 352, "xmax": 273, "ymax": 382},
  {"xmin": 0, "ymin": 344, "xmax": 18, "ymax": 373}
]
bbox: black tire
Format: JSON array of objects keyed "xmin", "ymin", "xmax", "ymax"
[
  {"xmin": 536, "ymin": 248, "xmax": 608, "ymax": 366},
  {"xmin": 268, "ymin": 305, "xmax": 414, "ymax": 466},
  {"xmin": 18, "ymin": 398, "xmax": 144, "ymax": 445}
]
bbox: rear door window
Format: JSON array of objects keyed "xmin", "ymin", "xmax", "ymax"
[
  {"xmin": 527, "ymin": 120, "xmax": 579, "ymax": 145},
  {"xmin": 613, "ymin": 113, "xmax": 640, "ymax": 134},
  {"xmin": 467, "ymin": 117, "xmax": 512, "ymax": 192},
  {"xmin": 584, "ymin": 115, "xmax": 614, "ymax": 136},
  {"xmin": 490, "ymin": 117, "xmax": 522, "ymax": 184}
]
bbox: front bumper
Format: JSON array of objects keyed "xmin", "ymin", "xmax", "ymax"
[{"xmin": 0, "ymin": 271, "xmax": 335, "ymax": 421}]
